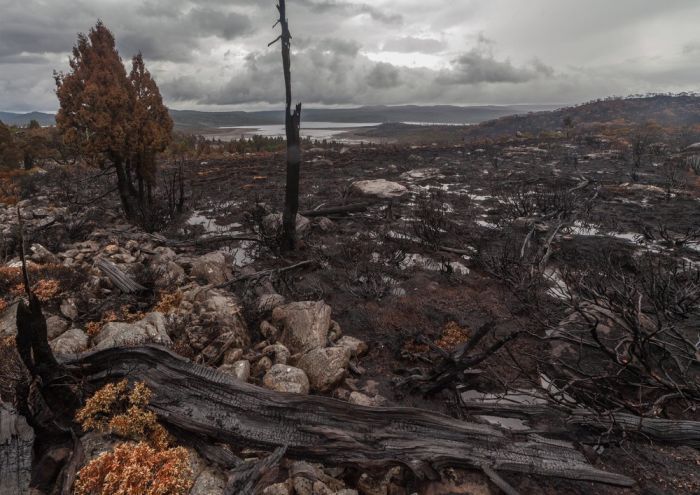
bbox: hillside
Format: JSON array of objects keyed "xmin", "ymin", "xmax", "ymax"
[{"xmin": 0, "ymin": 111, "xmax": 55, "ymax": 126}]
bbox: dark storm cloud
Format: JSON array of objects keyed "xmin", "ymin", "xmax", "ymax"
[{"xmin": 366, "ymin": 62, "xmax": 400, "ymax": 89}]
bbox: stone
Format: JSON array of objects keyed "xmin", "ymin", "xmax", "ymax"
[
  {"xmin": 350, "ymin": 179, "xmax": 407, "ymax": 199},
  {"xmin": 348, "ymin": 392, "xmax": 386, "ymax": 407},
  {"xmin": 263, "ymin": 343, "xmax": 291, "ymax": 364},
  {"xmin": 0, "ymin": 302, "xmax": 19, "ymax": 337},
  {"xmin": 254, "ymin": 356, "xmax": 273, "ymax": 375},
  {"xmin": 222, "ymin": 347, "xmax": 244, "ymax": 365},
  {"xmin": 50, "ymin": 328, "xmax": 88, "ymax": 355},
  {"xmin": 316, "ymin": 217, "xmax": 335, "ymax": 232},
  {"xmin": 256, "ymin": 293, "xmax": 286, "ymax": 313},
  {"xmin": 191, "ymin": 251, "xmax": 233, "ymax": 286},
  {"xmin": 262, "ymin": 482, "xmax": 291, "ymax": 495},
  {"xmin": 259, "ymin": 320, "xmax": 279, "ymax": 342},
  {"xmin": 313, "ymin": 481, "xmax": 334, "ymax": 495},
  {"xmin": 29, "ymin": 244, "xmax": 58, "ymax": 264},
  {"xmin": 335, "ymin": 336, "xmax": 368, "ymax": 357},
  {"xmin": 92, "ymin": 312, "xmax": 171, "ymax": 351},
  {"xmin": 263, "ymin": 364, "xmax": 310, "ymax": 394},
  {"xmin": 190, "ymin": 467, "xmax": 226, "ymax": 495},
  {"xmin": 297, "ymin": 347, "xmax": 351, "ymax": 392},
  {"xmin": 219, "ymin": 360, "xmax": 250, "ymax": 382},
  {"xmin": 272, "ymin": 301, "xmax": 331, "ymax": 354},
  {"xmin": 46, "ymin": 316, "xmax": 70, "ymax": 340},
  {"xmin": 153, "ymin": 261, "xmax": 186, "ymax": 290},
  {"xmin": 60, "ymin": 298, "xmax": 79, "ymax": 320},
  {"xmin": 328, "ymin": 320, "xmax": 342, "ymax": 342},
  {"xmin": 103, "ymin": 244, "xmax": 119, "ymax": 255},
  {"xmin": 263, "ymin": 213, "xmax": 311, "ymax": 234}
]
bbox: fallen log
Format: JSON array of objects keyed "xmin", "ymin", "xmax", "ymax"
[
  {"xmin": 95, "ymin": 258, "xmax": 147, "ymax": 294},
  {"xmin": 65, "ymin": 346, "xmax": 634, "ymax": 487},
  {"xmin": 216, "ymin": 260, "xmax": 314, "ymax": 289}
]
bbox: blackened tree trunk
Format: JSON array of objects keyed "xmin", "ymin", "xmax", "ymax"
[
  {"xmin": 275, "ymin": 0, "xmax": 302, "ymax": 251},
  {"xmin": 114, "ymin": 157, "xmax": 135, "ymax": 219}
]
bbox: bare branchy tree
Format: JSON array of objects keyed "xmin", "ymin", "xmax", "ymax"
[{"xmin": 271, "ymin": 0, "xmax": 302, "ymax": 251}]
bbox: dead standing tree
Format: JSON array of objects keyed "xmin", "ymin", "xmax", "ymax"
[{"xmin": 271, "ymin": 0, "xmax": 302, "ymax": 251}]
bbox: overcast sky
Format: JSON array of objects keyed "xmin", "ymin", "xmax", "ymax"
[{"xmin": 1, "ymin": 0, "xmax": 699, "ymax": 112}]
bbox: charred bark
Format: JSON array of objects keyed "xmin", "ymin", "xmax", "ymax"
[
  {"xmin": 64, "ymin": 346, "xmax": 634, "ymax": 487},
  {"xmin": 273, "ymin": 0, "xmax": 302, "ymax": 251}
]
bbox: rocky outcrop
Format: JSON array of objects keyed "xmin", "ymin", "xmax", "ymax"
[
  {"xmin": 350, "ymin": 179, "xmax": 407, "ymax": 199},
  {"xmin": 272, "ymin": 301, "xmax": 331, "ymax": 354},
  {"xmin": 190, "ymin": 251, "xmax": 233, "ymax": 286},
  {"xmin": 50, "ymin": 327, "xmax": 89, "ymax": 355},
  {"xmin": 92, "ymin": 312, "xmax": 171, "ymax": 351}
]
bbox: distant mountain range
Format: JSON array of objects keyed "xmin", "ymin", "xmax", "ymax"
[{"xmin": 1, "ymin": 104, "xmax": 562, "ymax": 129}]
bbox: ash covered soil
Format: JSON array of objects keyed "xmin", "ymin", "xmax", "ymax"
[{"xmin": 2, "ymin": 133, "xmax": 699, "ymax": 494}]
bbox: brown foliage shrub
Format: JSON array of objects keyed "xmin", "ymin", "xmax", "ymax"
[{"xmin": 75, "ymin": 380, "xmax": 193, "ymax": 495}]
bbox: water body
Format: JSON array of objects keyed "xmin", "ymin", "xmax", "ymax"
[{"xmin": 203, "ymin": 121, "xmax": 381, "ymax": 142}]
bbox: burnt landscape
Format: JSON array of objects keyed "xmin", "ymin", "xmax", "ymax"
[{"xmin": 1, "ymin": 2, "xmax": 699, "ymax": 495}]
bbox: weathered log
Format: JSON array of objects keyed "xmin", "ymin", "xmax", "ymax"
[
  {"xmin": 300, "ymin": 203, "xmax": 369, "ymax": 217},
  {"xmin": 95, "ymin": 257, "xmax": 147, "ymax": 294},
  {"xmin": 224, "ymin": 446, "xmax": 286, "ymax": 495},
  {"xmin": 0, "ymin": 403, "xmax": 34, "ymax": 495},
  {"xmin": 216, "ymin": 260, "xmax": 314, "ymax": 289},
  {"xmin": 65, "ymin": 346, "xmax": 634, "ymax": 487}
]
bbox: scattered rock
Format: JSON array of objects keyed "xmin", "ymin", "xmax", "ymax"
[
  {"xmin": 50, "ymin": 328, "xmax": 89, "ymax": 355},
  {"xmin": 327, "ymin": 320, "xmax": 342, "ymax": 343},
  {"xmin": 350, "ymin": 179, "xmax": 407, "ymax": 199},
  {"xmin": 92, "ymin": 312, "xmax": 171, "ymax": 351},
  {"xmin": 263, "ymin": 213, "xmax": 311, "ymax": 234},
  {"xmin": 0, "ymin": 302, "xmax": 19, "ymax": 337},
  {"xmin": 273, "ymin": 301, "xmax": 332, "ymax": 354},
  {"xmin": 103, "ymin": 244, "xmax": 119, "ymax": 255},
  {"xmin": 60, "ymin": 298, "xmax": 79, "ymax": 321},
  {"xmin": 46, "ymin": 315, "xmax": 70, "ymax": 340},
  {"xmin": 256, "ymin": 293, "xmax": 286, "ymax": 314},
  {"xmin": 263, "ymin": 343, "xmax": 291, "ymax": 364},
  {"xmin": 254, "ymin": 356, "xmax": 273, "ymax": 376},
  {"xmin": 29, "ymin": 244, "xmax": 59, "ymax": 264},
  {"xmin": 260, "ymin": 320, "xmax": 279, "ymax": 342},
  {"xmin": 335, "ymin": 336, "xmax": 368, "ymax": 357},
  {"xmin": 152, "ymin": 260, "xmax": 186, "ymax": 290},
  {"xmin": 219, "ymin": 360, "xmax": 250, "ymax": 381},
  {"xmin": 262, "ymin": 482, "xmax": 291, "ymax": 495},
  {"xmin": 316, "ymin": 217, "xmax": 335, "ymax": 232},
  {"xmin": 190, "ymin": 467, "xmax": 226, "ymax": 495},
  {"xmin": 222, "ymin": 347, "xmax": 244, "ymax": 365},
  {"xmin": 348, "ymin": 392, "xmax": 387, "ymax": 407},
  {"xmin": 191, "ymin": 251, "xmax": 233, "ymax": 286},
  {"xmin": 297, "ymin": 347, "xmax": 351, "ymax": 392},
  {"xmin": 263, "ymin": 364, "xmax": 310, "ymax": 394}
]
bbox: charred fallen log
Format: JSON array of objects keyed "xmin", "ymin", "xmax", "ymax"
[{"xmin": 64, "ymin": 345, "xmax": 634, "ymax": 487}]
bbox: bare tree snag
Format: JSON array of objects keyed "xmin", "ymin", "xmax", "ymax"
[
  {"xmin": 271, "ymin": 0, "xmax": 302, "ymax": 251},
  {"xmin": 65, "ymin": 346, "xmax": 634, "ymax": 487}
]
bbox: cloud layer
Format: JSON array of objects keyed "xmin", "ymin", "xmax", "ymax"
[{"xmin": 0, "ymin": 0, "xmax": 699, "ymax": 111}]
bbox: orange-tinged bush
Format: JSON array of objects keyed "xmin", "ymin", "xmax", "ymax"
[
  {"xmin": 33, "ymin": 278, "xmax": 61, "ymax": 301},
  {"xmin": 153, "ymin": 290, "xmax": 182, "ymax": 314},
  {"xmin": 74, "ymin": 441, "xmax": 192, "ymax": 495},
  {"xmin": 75, "ymin": 381, "xmax": 192, "ymax": 494}
]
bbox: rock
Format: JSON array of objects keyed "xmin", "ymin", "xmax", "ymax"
[
  {"xmin": 177, "ymin": 286, "xmax": 250, "ymax": 353},
  {"xmin": 335, "ymin": 491, "xmax": 359, "ymax": 495},
  {"xmin": 262, "ymin": 482, "xmax": 291, "ymax": 495},
  {"xmin": 92, "ymin": 312, "xmax": 171, "ymax": 351},
  {"xmin": 191, "ymin": 251, "xmax": 233, "ymax": 286},
  {"xmin": 259, "ymin": 320, "xmax": 279, "ymax": 342},
  {"xmin": 256, "ymin": 293, "xmax": 286, "ymax": 313},
  {"xmin": 348, "ymin": 392, "xmax": 387, "ymax": 407},
  {"xmin": 263, "ymin": 343, "xmax": 291, "ymax": 364},
  {"xmin": 190, "ymin": 467, "xmax": 226, "ymax": 495},
  {"xmin": 273, "ymin": 301, "xmax": 332, "ymax": 354},
  {"xmin": 50, "ymin": 328, "xmax": 88, "ymax": 355},
  {"xmin": 254, "ymin": 356, "xmax": 273, "ymax": 376},
  {"xmin": 297, "ymin": 347, "xmax": 351, "ymax": 392},
  {"xmin": 327, "ymin": 320, "xmax": 342, "ymax": 343},
  {"xmin": 350, "ymin": 179, "xmax": 407, "ymax": 199},
  {"xmin": 313, "ymin": 481, "xmax": 334, "ymax": 495},
  {"xmin": 335, "ymin": 336, "xmax": 368, "ymax": 357},
  {"xmin": 46, "ymin": 316, "xmax": 70, "ymax": 340},
  {"xmin": 316, "ymin": 217, "xmax": 335, "ymax": 232},
  {"xmin": 0, "ymin": 403, "xmax": 34, "ymax": 495},
  {"xmin": 152, "ymin": 261, "xmax": 186, "ymax": 290},
  {"xmin": 263, "ymin": 364, "xmax": 310, "ymax": 394},
  {"xmin": 222, "ymin": 347, "xmax": 244, "ymax": 365},
  {"xmin": 263, "ymin": 213, "xmax": 311, "ymax": 234},
  {"xmin": 103, "ymin": 244, "xmax": 119, "ymax": 255},
  {"xmin": 60, "ymin": 298, "xmax": 79, "ymax": 320},
  {"xmin": 400, "ymin": 168, "xmax": 441, "ymax": 180},
  {"xmin": 219, "ymin": 360, "xmax": 250, "ymax": 382},
  {"xmin": 0, "ymin": 302, "xmax": 19, "ymax": 337},
  {"xmin": 29, "ymin": 244, "xmax": 58, "ymax": 264}
]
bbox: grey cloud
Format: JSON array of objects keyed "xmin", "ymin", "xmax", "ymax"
[
  {"xmin": 438, "ymin": 49, "xmax": 554, "ymax": 85},
  {"xmin": 296, "ymin": 0, "xmax": 403, "ymax": 25},
  {"xmin": 382, "ymin": 37, "xmax": 446, "ymax": 54},
  {"xmin": 366, "ymin": 62, "xmax": 400, "ymax": 89}
]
